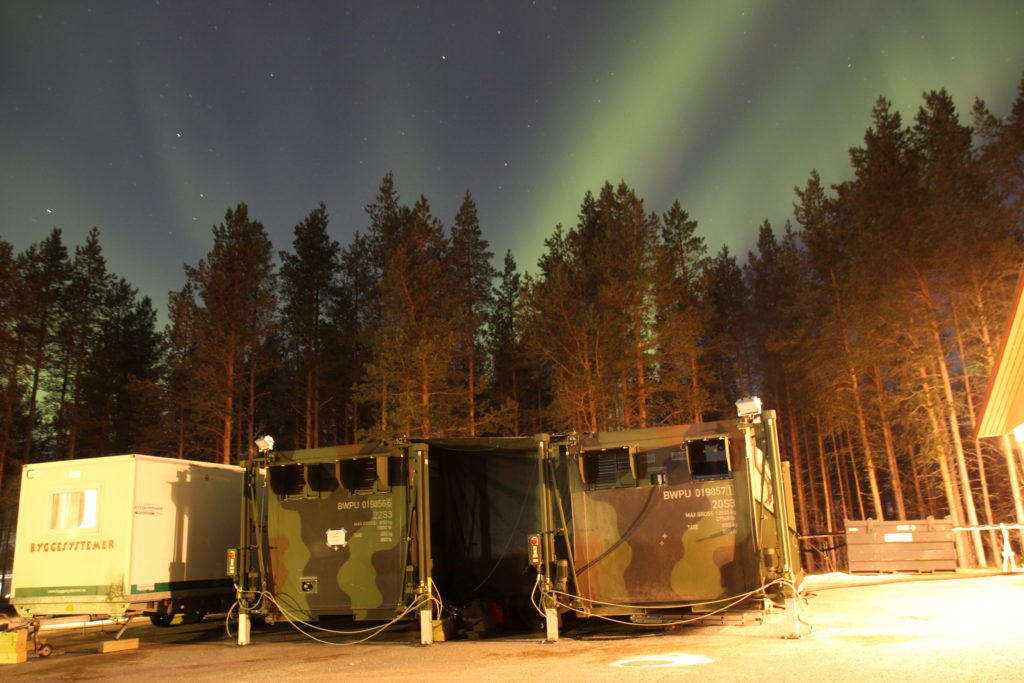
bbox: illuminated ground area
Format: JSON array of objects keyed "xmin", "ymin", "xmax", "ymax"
[{"xmin": 5, "ymin": 572, "xmax": 1024, "ymax": 681}]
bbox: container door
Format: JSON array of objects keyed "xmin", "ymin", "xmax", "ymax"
[
  {"xmin": 569, "ymin": 435, "xmax": 754, "ymax": 609},
  {"xmin": 266, "ymin": 453, "xmax": 410, "ymax": 621}
]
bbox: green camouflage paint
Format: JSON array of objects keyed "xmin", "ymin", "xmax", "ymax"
[
  {"xmin": 555, "ymin": 419, "xmax": 801, "ymax": 615},
  {"xmin": 263, "ymin": 443, "xmax": 412, "ymax": 621},
  {"xmin": 246, "ymin": 415, "xmax": 801, "ymax": 630}
]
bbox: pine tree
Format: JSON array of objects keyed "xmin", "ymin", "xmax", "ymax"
[
  {"xmin": 77, "ymin": 279, "xmax": 161, "ymax": 457},
  {"xmin": 0, "ymin": 240, "xmax": 25, "ymax": 492},
  {"xmin": 185, "ymin": 204, "xmax": 277, "ymax": 464},
  {"xmin": 591, "ymin": 182, "xmax": 660, "ymax": 428},
  {"xmin": 330, "ymin": 231, "xmax": 376, "ymax": 442},
  {"xmin": 652, "ymin": 201, "xmax": 708, "ymax": 423},
  {"xmin": 701, "ymin": 246, "xmax": 750, "ymax": 414},
  {"xmin": 356, "ymin": 182, "xmax": 454, "ymax": 438},
  {"xmin": 18, "ymin": 229, "xmax": 69, "ymax": 464},
  {"xmin": 448, "ymin": 190, "xmax": 496, "ymax": 435},
  {"xmin": 51, "ymin": 228, "xmax": 112, "ymax": 460},
  {"xmin": 744, "ymin": 220, "xmax": 816, "ymax": 533},
  {"xmin": 279, "ymin": 202, "xmax": 340, "ymax": 449},
  {"xmin": 163, "ymin": 283, "xmax": 205, "ymax": 459},
  {"xmin": 523, "ymin": 196, "xmax": 608, "ymax": 431},
  {"xmin": 487, "ymin": 251, "xmax": 525, "ymax": 434}
]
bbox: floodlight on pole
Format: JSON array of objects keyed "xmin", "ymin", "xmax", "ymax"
[{"xmin": 735, "ymin": 396, "xmax": 763, "ymax": 419}]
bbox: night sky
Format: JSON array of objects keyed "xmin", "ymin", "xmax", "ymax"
[{"xmin": 2, "ymin": 1, "xmax": 1022, "ymax": 317}]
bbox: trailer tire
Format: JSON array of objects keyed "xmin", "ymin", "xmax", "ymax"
[
  {"xmin": 37, "ymin": 643, "xmax": 53, "ymax": 658},
  {"xmin": 150, "ymin": 614, "xmax": 174, "ymax": 627}
]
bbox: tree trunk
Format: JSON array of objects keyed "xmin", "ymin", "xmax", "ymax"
[
  {"xmin": 1001, "ymin": 434, "xmax": 1024, "ymax": 548},
  {"xmin": 690, "ymin": 355, "xmax": 702, "ymax": 423},
  {"xmin": 784, "ymin": 382, "xmax": 809, "ymax": 536},
  {"xmin": 830, "ymin": 422, "xmax": 849, "ymax": 523},
  {"xmin": 0, "ymin": 336, "xmax": 25, "ymax": 492},
  {"xmin": 235, "ymin": 401, "xmax": 243, "ymax": 464},
  {"xmin": 915, "ymin": 270, "xmax": 984, "ymax": 564},
  {"xmin": 67, "ymin": 348, "xmax": 87, "ymax": 460},
  {"xmin": 937, "ymin": 447, "xmax": 970, "ymax": 569},
  {"xmin": 908, "ymin": 446, "xmax": 929, "ymax": 518},
  {"xmin": 420, "ymin": 373, "xmax": 431, "ymax": 438},
  {"xmin": 586, "ymin": 361, "xmax": 598, "ymax": 433},
  {"xmin": 468, "ymin": 343, "xmax": 477, "ymax": 437},
  {"xmin": 512, "ymin": 367, "xmax": 520, "ymax": 436},
  {"xmin": 177, "ymin": 403, "xmax": 186, "ymax": 459},
  {"xmin": 802, "ymin": 417, "xmax": 822, "ymax": 532},
  {"xmin": 918, "ymin": 365, "xmax": 972, "ymax": 567},
  {"xmin": 830, "ymin": 269, "xmax": 883, "ymax": 519},
  {"xmin": 21, "ymin": 308, "xmax": 51, "ymax": 466},
  {"xmin": 952, "ymin": 306, "xmax": 999, "ymax": 558},
  {"xmin": 635, "ymin": 333, "xmax": 648, "ymax": 428},
  {"xmin": 931, "ymin": 349, "xmax": 986, "ymax": 565},
  {"xmin": 872, "ymin": 364, "xmax": 906, "ymax": 519},
  {"xmin": 815, "ymin": 415, "xmax": 834, "ymax": 534},
  {"xmin": 53, "ymin": 346, "xmax": 72, "ymax": 460},
  {"xmin": 222, "ymin": 352, "xmax": 234, "ymax": 465},
  {"xmin": 98, "ymin": 393, "xmax": 110, "ymax": 458},
  {"xmin": 305, "ymin": 364, "xmax": 313, "ymax": 449},
  {"xmin": 248, "ymin": 364, "xmax": 257, "ymax": 461},
  {"xmin": 313, "ymin": 363, "xmax": 321, "ymax": 449},
  {"xmin": 841, "ymin": 424, "xmax": 866, "ymax": 520}
]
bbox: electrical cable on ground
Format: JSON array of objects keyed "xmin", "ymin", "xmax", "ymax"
[
  {"xmin": 226, "ymin": 590, "xmax": 441, "ymax": 645},
  {"xmin": 532, "ymin": 575, "xmax": 805, "ymax": 630}
]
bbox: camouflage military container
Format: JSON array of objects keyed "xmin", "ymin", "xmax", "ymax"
[
  {"xmin": 262, "ymin": 442, "xmax": 411, "ymax": 621},
  {"xmin": 251, "ymin": 412, "xmax": 800, "ymax": 632},
  {"xmin": 544, "ymin": 415, "xmax": 802, "ymax": 618},
  {"xmin": 258, "ymin": 438, "xmax": 542, "ymax": 624}
]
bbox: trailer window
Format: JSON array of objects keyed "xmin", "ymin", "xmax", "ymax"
[
  {"xmin": 50, "ymin": 490, "xmax": 98, "ymax": 530},
  {"xmin": 686, "ymin": 438, "xmax": 731, "ymax": 480}
]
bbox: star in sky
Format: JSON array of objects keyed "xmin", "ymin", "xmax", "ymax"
[{"xmin": 0, "ymin": 1, "xmax": 1020, "ymax": 321}]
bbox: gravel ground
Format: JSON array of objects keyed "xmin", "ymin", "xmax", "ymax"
[{"xmin": 5, "ymin": 571, "xmax": 1024, "ymax": 681}]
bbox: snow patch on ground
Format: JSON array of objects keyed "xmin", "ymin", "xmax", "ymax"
[{"xmin": 802, "ymin": 572, "xmax": 914, "ymax": 589}]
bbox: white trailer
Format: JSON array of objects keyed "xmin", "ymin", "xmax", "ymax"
[{"xmin": 11, "ymin": 454, "xmax": 241, "ymax": 626}]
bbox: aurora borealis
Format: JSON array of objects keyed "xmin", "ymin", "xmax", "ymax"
[{"xmin": 1, "ymin": 1, "xmax": 1022, "ymax": 312}]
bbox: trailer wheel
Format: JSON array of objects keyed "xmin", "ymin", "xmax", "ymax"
[
  {"xmin": 37, "ymin": 643, "xmax": 53, "ymax": 658},
  {"xmin": 150, "ymin": 614, "xmax": 174, "ymax": 627}
]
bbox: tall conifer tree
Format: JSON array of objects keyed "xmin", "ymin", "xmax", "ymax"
[
  {"xmin": 449, "ymin": 190, "xmax": 495, "ymax": 435},
  {"xmin": 280, "ymin": 202, "xmax": 340, "ymax": 449},
  {"xmin": 185, "ymin": 204, "xmax": 277, "ymax": 464}
]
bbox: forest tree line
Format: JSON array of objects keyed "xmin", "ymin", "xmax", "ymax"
[{"xmin": 2, "ymin": 77, "xmax": 1024, "ymax": 568}]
